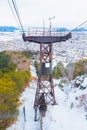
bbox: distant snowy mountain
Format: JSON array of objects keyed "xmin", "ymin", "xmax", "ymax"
[
  {"xmin": 73, "ymin": 27, "xmax": 87, "ymax": 32},
  {"xmin": 0, "ymin": 26, "xmax": 87, "ymax": 32},
  {"xmin": 0, "ymin": 26, "xmax": 20, "ymax": 32},
  {"xmin": 57, "ymin": 27, "xmax": 68, "ymax": 32}
]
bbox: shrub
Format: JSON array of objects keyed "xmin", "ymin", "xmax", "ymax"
[
  {"xmin": 73, "ymin": 59, "xmax": 87, "ymax": 78},
  {"xmin": 34, "ymin": 60, "xmax": 40, "ymax": 75},
  {"xmin": 0, "ymin": 51, "xmax": 10, "ymax": 70},
  {"xmin": 53, "ymin": 62, "xmax": 64, "ymax": 78}
]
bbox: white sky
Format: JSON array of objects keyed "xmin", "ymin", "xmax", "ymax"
[{"xmin": 0, "ymin": 0, "xmax": 87, "ymax": 29}]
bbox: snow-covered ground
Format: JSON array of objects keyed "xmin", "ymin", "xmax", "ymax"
[
  {"xmin": 6, "ymin": 64, "xmax": 87, "ymax": 130},
  {"xmin": 1, "ymin": 31, "xmax": 87, "ymax": 130},
  {"xmin": 6, "ymin": 80, "xmax": 87, "ymax": 130}
]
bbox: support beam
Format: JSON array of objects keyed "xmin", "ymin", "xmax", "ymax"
[{"xmin": 34, "ymin": 43, "xmax": 56, "ymax": 121}]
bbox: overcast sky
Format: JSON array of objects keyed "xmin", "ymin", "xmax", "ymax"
[{"xmin": 0, "ymin": 0, "xmax": 87, "ymax": 29}]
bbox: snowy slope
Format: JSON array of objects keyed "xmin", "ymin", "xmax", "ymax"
[
  {"xmin": 6, "ymin": 68, "xmax": 87, "ymax": 130},
  {"xmin": 6, "ymin": 80, "xmax": 87, "ymax": 130}
]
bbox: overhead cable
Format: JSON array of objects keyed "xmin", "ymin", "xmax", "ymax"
[
  {"xmin": 71, "ymin": 19, "xmax": 87, "ymax": 32},
  {"xmin": 8, "ymin": 0, "xmax": 20, "ymax": 28},
  {"xmin": 11, "ymin": 0, "xmax": 24, "ymax": 33}
]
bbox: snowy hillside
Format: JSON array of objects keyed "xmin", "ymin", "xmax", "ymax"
[
  {"xmin": 6, "ymin": 64, "xmax": 87, "ymax": 130},
  {"xmin": 0, "ymin": 31, "xmax": 87, "ymax": 130}
]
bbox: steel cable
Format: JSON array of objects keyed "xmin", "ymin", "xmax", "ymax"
[
  {"xmin": 10, "ymin": 0, "xmax": 24, "ymax": 33},
  {"xmin": 8, "ymin": 0, "xmax": 20, "ymax": 28}
]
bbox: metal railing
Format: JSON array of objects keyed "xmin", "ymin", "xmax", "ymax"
[{"xmin": 27, "ymin": 28, "xmax": 68, "ymax": 36}]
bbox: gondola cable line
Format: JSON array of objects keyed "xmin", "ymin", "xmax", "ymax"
[
  {"xmin": 8, "ymin": 0, "xmax": 20, "ymax": 30},
  {"xmin": 8, "ymin": 0, "xmax": 87, "ymax": 37},
  {"xmin": 70, "ymin": 19, "xmax": 87, "ymax": 33},
  {"xmin": 8, "ymin": 0, "xmax": 25, "ymax": 34}
]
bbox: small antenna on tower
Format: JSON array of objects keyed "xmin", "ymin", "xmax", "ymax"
[{"xmin": 43, "ymin": 19, "xmax": 45, "ymax": 36}]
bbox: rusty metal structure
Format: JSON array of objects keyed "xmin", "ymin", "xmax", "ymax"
[{"xmin": 22, "ymin": 29, "xmax": 71, "ymax": 121}]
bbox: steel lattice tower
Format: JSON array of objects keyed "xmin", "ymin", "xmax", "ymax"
[
  {"xmin": 22, "ymin": 31, "xmax": 71, "ymax": 121},
  {"xmin": 34, "ymin": 42, "xmax": 56, "ymax": 120}
]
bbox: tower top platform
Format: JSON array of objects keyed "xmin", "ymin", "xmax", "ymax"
[
  {"xmin": 22, "ymin": 32, "xmax": 71, "ymax": 44},
  {"xmin": 22, "ymin": 28, "xmax": 72, "ymax": 44}
]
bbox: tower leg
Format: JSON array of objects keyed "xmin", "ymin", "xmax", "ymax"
[
  {"xmin": 34, "ymin": 43, "xmax": 56, "ymax": 121},
  {"xmin": 34, "ymin": 107, "xmax": 38, "ymax": 121}
]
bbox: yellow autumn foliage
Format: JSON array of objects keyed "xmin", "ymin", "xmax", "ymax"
[{"xmin": 0, "ymin": 77, "xmax": 18, "ymax": 113}]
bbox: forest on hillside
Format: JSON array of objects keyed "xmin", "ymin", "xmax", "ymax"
[{"xmin": 0, "ymin": 51, "xmax": 31, "ymax": 130}]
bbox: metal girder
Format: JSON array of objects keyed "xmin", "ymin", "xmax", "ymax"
[
  {"xmin": 22, "ymin": 32, "xmax": 71, "ymax": 44},
  {"xmin": 34, "ymin": 43, "xmax": 56, "ymax": 121}
]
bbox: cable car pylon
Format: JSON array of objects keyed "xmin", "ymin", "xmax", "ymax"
[
  {"xmin": 22, "ymin": 29, "xmax": 72, "ymax": 121},
  {"xmin": 8, "ymin": 0, "xmax": 71, "ymax": 122}
]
